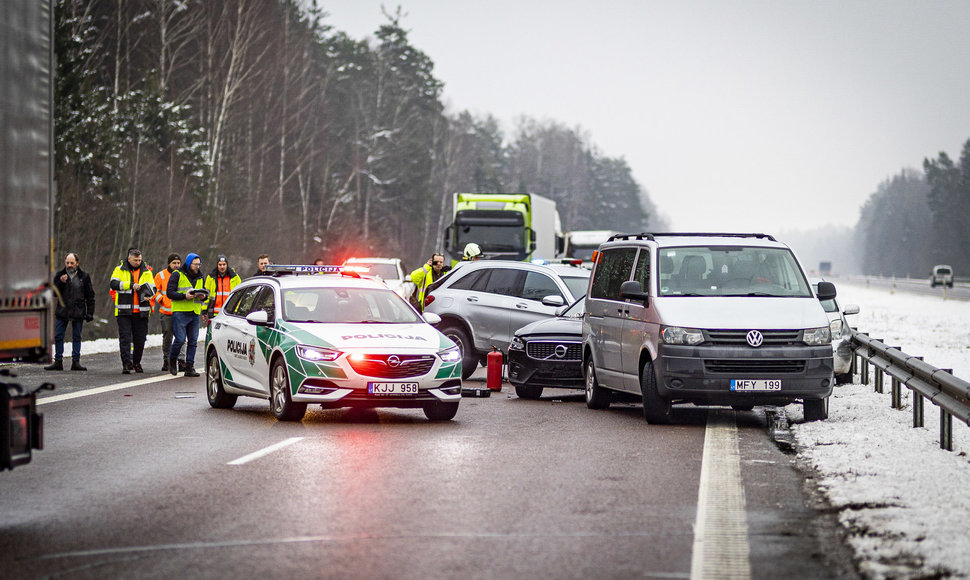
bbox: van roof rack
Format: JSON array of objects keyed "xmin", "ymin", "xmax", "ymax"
[{"xmin": 606, "ymin": 232, "xmax": 776, "ymax": 242}]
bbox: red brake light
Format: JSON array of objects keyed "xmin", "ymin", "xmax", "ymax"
[{"xmin": 424, "ymin": 294, "xmax": 435, "ymax": 307}]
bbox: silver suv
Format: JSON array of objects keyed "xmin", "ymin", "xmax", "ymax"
[
  {"xmin": 424, "ymin": 260, "xmax": 590, "ymax": 379},
  {"xmin": 583, "ymin": 233, "xmax": 837, "ymax": 423}
]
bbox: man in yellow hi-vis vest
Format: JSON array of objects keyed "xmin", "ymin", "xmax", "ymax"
[
  {"xmin": 166, "ymin": 252, "xmax": 205, "ymax": 377},
  {"xmin": 109, "ymin": 248, "xmax": 155, "ymax": 374}
]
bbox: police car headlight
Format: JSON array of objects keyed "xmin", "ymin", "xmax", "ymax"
[
  {"xmin": 803, "ymin": 327, "xmax": 832, "ymax": 346},
  {"xmin": 296, "ymin": 345, "xmax": 341, "ymax": 362},
  {"xmin": 661, "ymin": 326, "xmax": 704, "ymax": 346},
  {"xmin": 829, "ymin": 319, "xmax": 844, "ymax": 340},
  {"xmin": 438, "ymin": 346, "xmax": 462, "ymax": 363},
  {"xmin": 508, "ymin": 336, "xmax": 525, "ymax": 351}
]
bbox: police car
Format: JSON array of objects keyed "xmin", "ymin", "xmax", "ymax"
[{"xmin": 203, "ymin": 265, "xmax": 463, "ymax": 421}]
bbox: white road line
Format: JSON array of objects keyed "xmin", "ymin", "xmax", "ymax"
[
  {"xmin": 227, "ymin": 437, "xmax": 304, "ymax": 465},
  {"xmin": 36, "ymin": 375, "xmax": 180, "ymax": 405},
  {"xmin": 690, "ymin": 411, "xmax": 751, "ymax": 580}
]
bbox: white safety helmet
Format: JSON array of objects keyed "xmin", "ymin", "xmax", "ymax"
[{"xmin": 463, "ymin": 242, "xmax": 482, "ymax": 260}]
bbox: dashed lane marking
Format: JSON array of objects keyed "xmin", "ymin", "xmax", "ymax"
[
  {"xmin": 227, "ymin": 437, "xmax": 305, "ymax": 465},
  {"xmin": 36, "ymin": 374, "xmax": 180, "ymax": 405}
]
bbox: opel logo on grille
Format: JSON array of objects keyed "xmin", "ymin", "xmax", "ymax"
[
  {"xmin": 554, "ymin": 345, "xmax": 568, "ymax": 358},
  {"xmin": 746, "ymin": 330, "xmax": 764, "ymax": 348},
  {"xmin": 387, "ymin": 355, "xmax": 401, "ymax": 367}
]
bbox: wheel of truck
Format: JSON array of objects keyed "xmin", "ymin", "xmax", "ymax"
[
  {"xmin": 270, "ymin": 357, "xmax": 306, "ymax": 421},
  {"xmin": 803, "ymin": 397, "xmax": 829, "ymax": 422},
  {"xmin": 206, "ymin": 350, "xmax": 237, "ymax": 409},
  {"xmin": 584, "ymin": 358, "xmax": 611, "ymax": 410},
  {"xmin": 514, "ymin": 384, "xmax": 543, "ymax": 399},
  {"xmin": 640, "ymin": 361, "xmax": 672, "ymax": 424},
  {"xmin": 441, "ymin": 324, "xmax": 477, "ymax": 380}
]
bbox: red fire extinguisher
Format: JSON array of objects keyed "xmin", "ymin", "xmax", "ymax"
[{"xmin": 486, "ymin": 347, "xmax": 503, "ymax": 391}]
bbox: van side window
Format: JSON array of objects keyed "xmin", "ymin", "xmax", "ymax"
[
  {"xmin": 632, "ymin": 250, "xmax": 650, "ymax": 293},
  {"xmin": 590, "ymin": 248, "xmax": 637, "ymax": 300}
]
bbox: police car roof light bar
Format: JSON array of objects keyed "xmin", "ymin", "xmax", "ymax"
[{"xmin": 262, "ymin": 265, "xmax": 360, "ymax": 278}]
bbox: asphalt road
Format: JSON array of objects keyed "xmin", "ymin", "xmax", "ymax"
[{"xmin": 1, "ymin": 351, "xmax": 857, "ymax": 579}]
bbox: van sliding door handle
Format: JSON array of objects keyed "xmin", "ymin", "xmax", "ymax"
[{"xmin": 466, "ymin": 296, "xmax": 479, "ymax": 302}]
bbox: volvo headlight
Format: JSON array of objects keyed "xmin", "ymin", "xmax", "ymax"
[
  {"xmin": 661, "ymin": 326, "xmax": 704, "ymax": 346},
  {"xmin": 296, "ymin": 345, "xmax": 341, "ymax": 362},
  {"xmin": 829, "ymin": 319, "xmax": 844, "ymax": 340},
  {"xmin": 438, "ymin": 346, "xmax": 462, "ymax": 363},
  {"xmin": 508, "ymin": 336, "xmax": 525, "ymax": 351},
  {"xmin": 803, "ymin": 327, "xmax": 832, "ymax": 346}
]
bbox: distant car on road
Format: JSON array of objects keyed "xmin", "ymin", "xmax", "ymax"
[
  {"xmin": 423, "ymin": 260, "xmax": 591, "ymax": 379},
  {"xmin": 930, "ymin": 265, "xmax": 954, "ymax": 288},
  {"xmin": 812, "ymin": 279, "xmax": 860, "ymax": 385},
  {"xmin": 508, "ymin": 295, "xmax": 586, "ymax": 399},
  {"xmin": 342, "ymin": 257, "xmax": 414, "ymax": 300}
]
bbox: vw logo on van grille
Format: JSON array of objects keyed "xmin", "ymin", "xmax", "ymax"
[{"xmin": 746, "ymin": 330, "xmax": 764, "ymax": 348}]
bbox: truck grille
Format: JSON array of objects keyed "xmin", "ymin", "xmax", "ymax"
[
  {"xmin": 347, "ymin": 354, "xmax": 435, "ymax": 379},
  {"xmin": 526, "ymin": 341, "xmax": 582, "ymax": 361},
  {"xmin": 704, "ymin": 359, "xmax": 807, "ymax": 374},
  {"xmin": 703, "ymin": 329, "xmax": 802, "ymax": 346}
]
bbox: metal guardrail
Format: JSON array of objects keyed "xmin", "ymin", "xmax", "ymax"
[{"xmin": 849, "ymin": 329, "xmax": 970, "ymax": 450}]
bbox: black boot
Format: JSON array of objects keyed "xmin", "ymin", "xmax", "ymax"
[
  {"xmin": 169, "ymin": 357, "xmax": 179, "ymax": 376},
  {"xmin": 162, "ymin": 359, "xmax": 170, "ymax": 372},
  {"xmin": 122, "ymin": 362, "xmax": 133, "ymax": 374},
  {"xmin": 183, "ymin": 364, "xmax": 200, "ymax": 378},
  {"xmin": 71, "ymin": 359, "xmax": 87, "ymax": 371},
  {"xmin": 44, "ymin": 360, "xmax": 63, "ymax": 371},
  {"xmin": 178, "ymin": 359, "xmax": 186, "ymax": 372},
  {"xmin": 133, "ymin": 363, "xmax": 144, "ymax": 373}
]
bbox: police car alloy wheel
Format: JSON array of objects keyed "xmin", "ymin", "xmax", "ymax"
[{"xmin": 206, "ymin": 350, "xmax": 236, "ymax": 409}]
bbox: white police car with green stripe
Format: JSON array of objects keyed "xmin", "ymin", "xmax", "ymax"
[{"xmin": 204, "ymin": 265, "xmax": 463, "ymax": 421}]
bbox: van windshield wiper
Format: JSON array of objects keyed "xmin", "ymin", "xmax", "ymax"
[{"xmin": 721, "ymin": 292, "xmax": 788, "ymax": 297}]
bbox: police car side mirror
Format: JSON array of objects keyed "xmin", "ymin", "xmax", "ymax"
[
  {"xmin": 423, "ymin": 312, "xmax": 442, "ymax": 325},
  {"xmin": 246, "ymin": 310, "xmax": 270, "ymax": 326},
  {"xmin": 619, "ymin": 280, "xmax": 649, "ymax": 304}
]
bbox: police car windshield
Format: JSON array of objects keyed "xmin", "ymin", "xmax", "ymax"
[{"xmin": 282, "ymin": 287, "xmax": 421, "ymax": 324}]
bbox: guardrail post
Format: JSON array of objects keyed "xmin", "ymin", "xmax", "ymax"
[
  {"xmin": 913, "ymin": 391, "xmax": 924, "ymax": 427},
  {"xmin": 891, "ymin": 377, "xmax": 902, "ymax": 409},
  {"xmin": 941, "ymin": 408, "xmax": 953, "ymax": 451},
  {"xmin": 849, "ymin": 351, "xmax": 857, "ymax": 377},
  {"xmin": 860, "ymin": 356, "xmax": 869, "ymax": 385},
  {"xmin": 875, "ymin": 367, "xmax": 883, "ymax": 393}
]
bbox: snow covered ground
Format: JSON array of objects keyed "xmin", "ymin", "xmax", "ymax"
[{"xmin": 786, "ymin": 280, "xmax": 970, "ymax": 579}]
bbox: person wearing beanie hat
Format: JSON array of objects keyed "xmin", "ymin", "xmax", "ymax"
[
  {"xmin": 204, "ymin": 254, "xmax": 241, "ymax": 325},
  {"xmin": 166, "ymin": 252, "xmax": 205, "ymax": 377},
  {"xmin": 153, "ymin": 253, "xmax": 183, "ymax": 372}
]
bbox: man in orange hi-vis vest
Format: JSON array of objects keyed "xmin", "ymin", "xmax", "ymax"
[{"xmin": 152, "ymin": 253, "xmax": 182, "ymax": 372}]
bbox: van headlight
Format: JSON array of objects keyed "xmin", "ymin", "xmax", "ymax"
[
  {"xmin": 829, "ymin": 319, "xmax": 844, "ymax": 340},
  {"xmin": 438, "ymin": 346, "xmax": 462, "ymax": 363},
  {"xmin": 508, "ymin": 336, "xmax": 525, "ymax": 351},
  {"xmin": 661, "ymin": 326, "xmax": 704, "ymax": 346},
  {"xmin": 296, "ymin": 345, "xmax": 341, "ymax": 362},
  {"xmin": 803, "ymin": 327, "xmax": 832, "ymax": 346}
]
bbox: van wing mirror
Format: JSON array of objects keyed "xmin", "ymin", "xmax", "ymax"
[
  {"xmin": 816, "ymin": 281, "xmax": 837, "ymax": 301},
  {"xmin": 619, "ymin": 280, "xmax": 649, "ymax": 303}
]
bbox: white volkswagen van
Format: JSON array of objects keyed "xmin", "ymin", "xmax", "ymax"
[{"xmin": 582, "ymin": 233, "xmax": 836, "ymax": 423}]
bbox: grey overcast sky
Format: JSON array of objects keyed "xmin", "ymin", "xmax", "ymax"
[{"xmin": 321, "ymin": 1, "xmax": 970, "ymax": 232}]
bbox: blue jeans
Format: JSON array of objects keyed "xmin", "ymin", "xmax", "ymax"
[
  {"xmin": 53, "ymin": 318, "xmax": 83, "ymax": 361},
  {"xmin": 170, "ymin": 311, "xmax": 200, "ymax": 366}
]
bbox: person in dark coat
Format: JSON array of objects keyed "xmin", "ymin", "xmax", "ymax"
[{"xmin": 45, "ymin": 252, "xmax": 96, "ymax": 371}]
